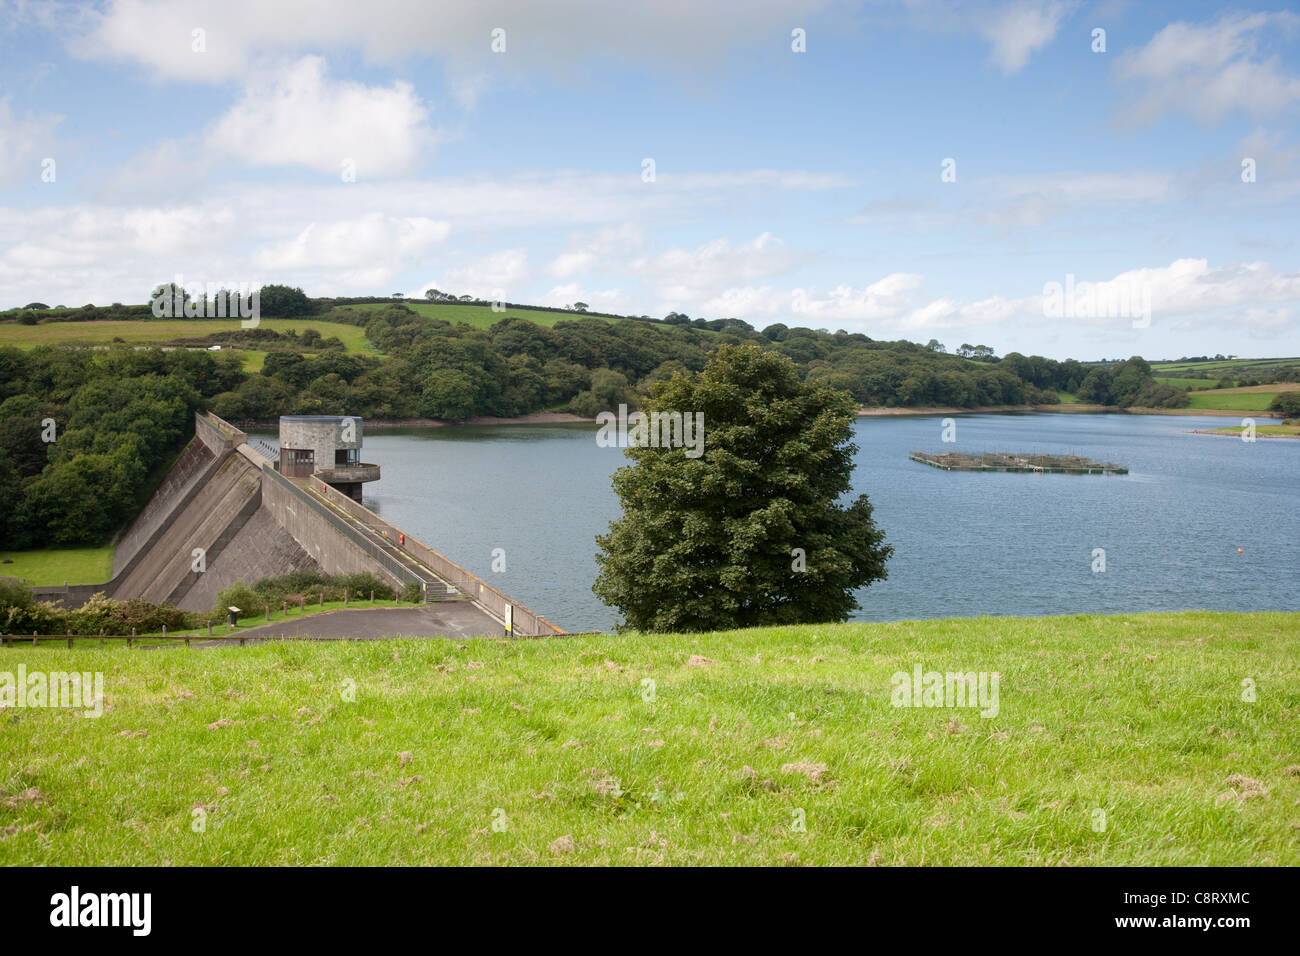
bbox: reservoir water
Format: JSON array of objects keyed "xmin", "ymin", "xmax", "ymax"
[{"xmin": 254, "ymin": 413, "xmax": 1298, "ymax": 632}]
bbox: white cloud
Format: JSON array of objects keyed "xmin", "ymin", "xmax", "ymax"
[
  {"xmin": 253, "ymin": 213, "xmax": 450, "ymax": 271},
  {"xmin": 1116, "ymin": 12, "xmax": 1300, "ymax": 125},
  {"xmin": 631, "ymin": 232, "xmax": 803, "ymax": 306},
  {"xmin": 978, "ymin": 0, "xmax": 1072, "ymax": 74},
  {"xmin": 693, "ymin": 259, "xmax": 1300, "ymax": 337},
  {"xmin": 76, "ymin": 0, "xmax": 834, "ymax": 84},
  {"xmin": 210, "ymin": 56, "xmax": 435, "ymax": 177},
  {"xmin": 0, "ymin": 97, "xmax": 62, "ymax": 186},
  {"xmin": 429, "ymin": 249, "xmax": 529, "ymax": 298},
  {"xmin": 538, "ymin": 283, "xmax": 625, "ymax": 312}
]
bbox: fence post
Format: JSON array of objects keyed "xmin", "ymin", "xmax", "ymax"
[
  {"xmin": 32, "ymin": 632, "xmax": 37, "ymax": 646},
  {"xmin": 265, "ymin": 607, "xmax": 270, "ymax": 622},
  {"xmin": 162, "ymin": 625, "xmax": 167, "ymax": 640},
  {"xmin": 100, "ymin": 629, "xmax": 105, "ymax": 647},
  {"xmin": 344, "ymin": 588, "xmax": 349, "ymax": 607},
  {"xmin": 207, "ymin": 621, "xmax": 213, "ymax": 637},
  {"xmin": 369, "ymin": 590, "xmax": 374, "ymax": 605}
]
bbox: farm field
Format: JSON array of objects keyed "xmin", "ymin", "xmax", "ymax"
[
  {"xmin": 1153, "ymin": 377, "xmax": 1218, "ymax": 390},
  {"xmin": 1185, "ymin": 385, "xmax": 1296, "ymax": 411},
  {"xmin": 2, "ymin": 610, "xmax": 1296, "ymax": 866},
  {"xmin": 0, "ymin": 319, "xmax": 373, "ymax": 354},
  {"xmin": 1152, "ymin": 357, "xmax": 1300, "ymax": 376},
  {"xmin": 341, "ymin": 301, "xmax": 628, "ymax": 330}
]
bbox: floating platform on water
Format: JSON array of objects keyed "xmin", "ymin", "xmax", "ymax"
[{"xmin": 910, "ymin": 451, "xmax": 1128, "ymax": 475}]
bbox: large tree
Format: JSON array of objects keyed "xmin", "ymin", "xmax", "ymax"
[{"xmin": 593, "ymin": 344, "xmax": 891, "ymax": 632}]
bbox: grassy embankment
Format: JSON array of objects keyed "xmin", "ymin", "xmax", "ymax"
[
  {"xmin": 0, "ymin": 547, "xmax": 114, "ymax": 587},
  {"xmin": 2, "ymin": 611, "xmax": 1296, "ymax": 866}
]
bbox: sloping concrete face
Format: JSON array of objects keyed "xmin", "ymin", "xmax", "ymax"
[
  {"xmin": 176, "ymin": 505, "xmax": 319, "ymax": 612},
  {"xmin": 111, "ymin": 438, "xmax": 216, "ymax": 579},
  {"xmin": 111, "ymin": 452, "xmax": 272, "ymax": 605}
]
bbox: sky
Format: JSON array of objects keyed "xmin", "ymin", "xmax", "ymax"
[{"xmin": 1, "ymin": 0, "xmax": 1299, "ymax": 361}]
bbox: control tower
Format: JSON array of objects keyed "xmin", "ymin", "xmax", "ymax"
[{"xmin": 277, "ymin": 415, "xmax": 380, "ymax": 502}]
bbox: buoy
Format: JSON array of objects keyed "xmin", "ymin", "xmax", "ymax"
[{"xmin": 1237, "ymin": 548, "xmax": 1243, "ymax": 554}]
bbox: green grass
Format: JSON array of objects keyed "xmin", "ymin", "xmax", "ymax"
[
  {"xmin": 0, "ymin": 319, "xmax": 373, "ymax": 354},
  {"xmin": 343, "ymin": 302, "xmax": 623, "ymax": 330},
  {"xmin": 0, "ymin": 547, "xmax": 114, "ymax": 586},
  {"xmin": 1055, "ymin": 391, "xmax": 1079, "ymax": 404},
  {"xmin": 238, "ymin": 349, "xmax": 268, "ymax": 373},
  {"xmin": 1198, "ymin": 424, "xmax": 1300, "ymax": 438},
  {"xmin": 1187, "ymin": 391, "xmax": 1278, "ymax": 411},
  {"xmin": 1152, "ymin": 357, "xmax": 1300, "ymax": 373},
  {"xmin": 1154, "ymin": 377, "xmax": 1218, "ymax": 390},
  {"xmin": 2, "ymin": 611, "xmax": 1297, "ymax": 865}
]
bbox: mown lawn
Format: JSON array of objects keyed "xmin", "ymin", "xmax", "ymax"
[
  {"xmin": 2, "ymin": 611, "xmax": 1296, "ymax": 866},
  {"xmin": 0, "ymin": 547, "xmax": 113, "ymax": 586},
  {"xmin": 0, "ymin": 319, "xmax": 372, "ymax": 354}
]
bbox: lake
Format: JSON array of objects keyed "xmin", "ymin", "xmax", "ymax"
[{"xmin": 253, "ymin": 413, "xmax": 1299, "ymax": 632}]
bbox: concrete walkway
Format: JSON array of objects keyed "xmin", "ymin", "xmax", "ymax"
[{"xmin": 180, "ymin": 604, "xmax": 506, "ymax": 647}]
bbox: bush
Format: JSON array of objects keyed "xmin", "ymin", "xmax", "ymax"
[
  {"xmin": 402, "ymin": 580, "xmax": 423, "ymax": 603},
  {"xmin": 5, "ymin": 600, "xmax": 67, "ymax": 635},
  {"xmin": 69, "ymin": 592, "xmax": 190, "ymax": 634},
  {"xmin": 1268, "ymin": 392, "xmax": 1300, "ymax": 417},
  {"xmin": 215, "ymin": 582, "xmax": 267, "ymax": 620}
]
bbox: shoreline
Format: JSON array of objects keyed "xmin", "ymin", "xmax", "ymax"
[
  {"xmin": 1190, "ymin": 428, "xmax": 1300, "ymax": 439},
  {"xmin": 856, "ymin": 403, "xmax": 1280, "ymax": 418}
]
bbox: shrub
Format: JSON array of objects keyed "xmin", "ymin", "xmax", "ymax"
[
  {"xmin": 69, "ymin": 592, "xmax": 189, "ymax": 634},
  {"xmin": 5, "ymin": 600, "xmax": 67, "ymax": 635},
  {"xmin": 215, "ymin": 582, "xmax": 267, "ymax": 620}
]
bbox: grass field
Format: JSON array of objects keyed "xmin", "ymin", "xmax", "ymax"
[
  {"xmin": 1152, "ymin": 357, "xmax": 1300, "ymax": 374},
  {"xmin": 1187, "ymin": 390, "xmax": 1280, "ymax": 411},
  {"xmin": 0, "ymin": 319, "xmax": 373, "ymax": 354},
  {"xmin": 342, "ymin": 302, "xmax": 626, "ymax": 330},
  {"xmin": 0, "ymin": 547, "xmax": 114, "ymax": 586},
  {"xmin": 238, "ymin": 349, "xmax": 268, "ymax": 372},
  {"xmin": 2, "ymin": 610, "xmax": 1296, "ymax": 866},
  {"xmin": 1154, "ymin": 377, "xmax": 1218, "ymax": 390}
]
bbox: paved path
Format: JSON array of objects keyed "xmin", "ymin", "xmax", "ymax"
[{"xmin": 179, "ymin": 604, "xmax": 506, "ymax": 648}]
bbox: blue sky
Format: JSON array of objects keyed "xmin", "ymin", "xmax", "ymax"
[{"xmin": 1, "ymin": 0, "xmax": 1298, "ymax": 360}]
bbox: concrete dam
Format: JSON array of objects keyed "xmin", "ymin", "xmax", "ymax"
[{"xmin": 50, "ymin": 411, "xmax": 563, "ymax": 638}]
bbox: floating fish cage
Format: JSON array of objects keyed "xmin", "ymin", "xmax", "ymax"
[{"xmin": 909, "ymin": 451, "xmax": 1128, "ymax": 475}]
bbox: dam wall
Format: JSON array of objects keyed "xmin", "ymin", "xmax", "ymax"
[
  {"xmin": 259, "ymin": 464, "xmax": 408, "ymax": 590},
  {"xmin": 42, "ymin": 412, "xmax": 562, "ymax": 635}
]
